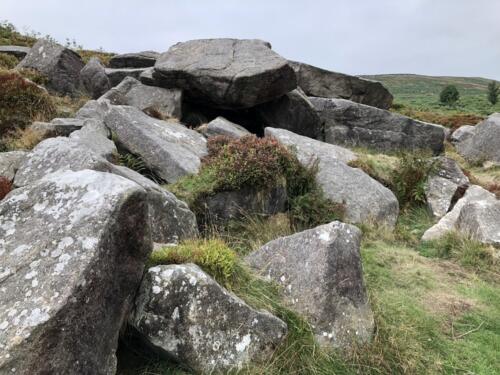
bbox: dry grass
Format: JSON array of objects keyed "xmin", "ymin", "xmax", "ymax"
[{"xmin": 1, "ymin": 127, "xmax": 46, "ymax": 151}]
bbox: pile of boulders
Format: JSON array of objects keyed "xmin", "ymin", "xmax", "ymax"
[{"xmin": 2, "ymin": 35, "xmax": 496, "ymax": 374}]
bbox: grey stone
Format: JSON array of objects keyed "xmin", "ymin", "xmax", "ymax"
[
  {"xmin": 153, "ymin": 38, "xmax": 296, "ymax": 109},
  {"xmin": 201, "ymin": 182, "xmax": 288, "ymax": 224},
  {"xmin": 80, "ymin": 57, "xmax": 111, "ymax": 99},
  {"xmin": 245, "ymin": 221, "xmax": 374, "ymax": 348},
  {"xmin": 0, "ymin": 45, "xmax": 31, "ymax": 59},
  {"xmin": 108, "ymin": 51, "xmax": 159, "ymax": 68},
  {"xmin": 0, "ymin": 151, "xmax": 27, "ymax": 181},
  {"xmin": 69, "ymin": 120, "xmax": 117, "ymax": 161},
  {"xmin": 255, "ymin": 88, "xmax": 323, "ymax": 139},
  {"xmin": 310, "ymin": 98, "xmax": 446, "ymax": 154},
  {"xmin": 17, "ymin": 39, "xmax": 84, "ymax": 96},
  {"xmin": 75, "ymin": 99, "xmax": 112, "ymax": 121},
  {"xmin": 425, "ymin": 157, "xmax": 469, "ymax": 219},
  {"xmin": 130, "ymin": 264, "xmax": 287, "ymax": 373},
  {"xmin": 457, "ymin": 200, "xmax": 500, "ymax": 246},
  {"xmin": 456, "ymin": 114, "xmax": 500, "ymax": 165},
  {"xmin": 265, "ymin": 127, "xmax": 399, "ymax": 227},
  {"xmin": 30, "ymin": 117, "xmax": 86, "ymax": 137},
  {"xmin": 422, "ymin": 185, "xmax": 497, "ymax": 241},
  {"xmin": 139, "ymin": 67, "xmax": 155, "ymax": 85},
  {"xmin": 450, "ymin": 125, "xmax": 475, "ymax": 144},
  {"xmin": 105, "ymin": 67, "xmax": 148, "ymax": 87},
  {"xmin": 100, "ymin": 77, "xmax": 182, "ymax": 119},
  {"xmin": 0, "ymin": 169, "xmax": 152, "ymax": 375},
  {"xmin": 198, "ymin": 116, "xmax": 250, "ymax": 139},
  {"xmin": 289, "ymin": 60, "xmax": 393, "ymax": 109},
  {"xmin": 113, "ymin": 166, "xmax": 198, "ymax": 243},
  {"xmin": 104, "ymin": 105, "xmax": 207, "ymax": 183},
  {"xmin": 13, "ymin": 137, "xmax": 197, "ymax": 243}
]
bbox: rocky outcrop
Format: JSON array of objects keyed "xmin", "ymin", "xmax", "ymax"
[
  {"xmin": 422, "ymin": 185, "xmax": 497, "ymax": 241},
  {"xmin": 153, "ymin": 38, "xmax": 296, "ymax": 109},
  {"xmin": 457, "ymin": 200, "xmax": 500, "ymax": 246},
  {"xmin": 130, "ymin": 264, "xmax": 287, "ymax": 374},
  {"xmin": 108, "ymin": 51, "xmax": 159, "ymax": 68},
  {"xmin": 310, "ymin": 98, "xmax": 446, "ymax": 154},
  {"xmin": 17, "ymin": 39, "xmax": 84, "ymax": 96},
  {"xmin": 450, "ymin": 125, "xmax": 475, "ymax": 144},
  {"xmin": 30, "ymin": 117, "xmax": 86, "ymax": 137},
  {"xmin": 0, "ymin": 45, "xmax": 31, "ymax": 59},
  {"xmin": 246, "ymin": 221, "xmax": 374, "ymax": 348},
  {"xmin": 0, "ymin": 169, "xmax": 152, "ymax": 375},
  {"xmin": 80, "ymin": 57, "xmax": 111, "ymax": 99},
  {"xmin": 100, "ymin": 76, "xmax": 182, "ymax": 118},
  {"xmin": 265, "ymin": 127, "xmax": 399, "ymax": 227},
  {"xmin": 456, "ymin": 113, "xmax": 500, "ymax": 165},
  {"xmin": 425, "ymin": 157, "xmax": 469, "ymax": 219},
  {"xmin": 75, "ymin": 99, "xmax": 112, "ymax": 120},
  {"xmin": 198, "ymin": 116, "xmax": 250, "ymax": 139},
  {"xmin": 105, "ymin": 67, "xmax": 148, "ymax": 87},
  {"xmin": 0, "ymin": 151, "xmax": 26, "ymax": 181},
  {"xmin": 104, "ymin": 105, "xmax": 207, "ymax": 183},
  {"xmin": 68, "ymin": 119, "xmax": 117, "ymax": 161},
  {"xmin": 255, "ymin": 88, "xmax": 322, "ymax": 139},
  {"xmin": 289, "ymin": 60, "xmax": 393, "ymax": 109}
]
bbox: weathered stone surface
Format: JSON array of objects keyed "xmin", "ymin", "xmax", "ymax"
[
  {"xmin": 75, "ymin": 99, "xmax": 112, "ymax": 120},
  {"xmin": 456, "ymin": 114, "xmax": 500, "ymax": 165},
  {"xmin": 17, "ymin": 39, "xmax": 84, "ymax": 96},
  {"xmin": 104, "ymin": 105, "xmax": 207, "ymax": 183},
  {"xmin": 14, "ymin": 137, "xmax": 114, "ymax": 187},
  {"xmin": 457, "ymin": 200, "xmax": 500, "ymax": 246},
  {"xmin": 201, "ymin": 182, "xmax": 287, "ymax": 224},
  {"xmin": 153, "ymin": 39, "xmax": 296, "ymax": 109},
  {"xmin": 289, "ymin": 61, "xmax": 393, "ymax": 109},
  {"xmin": 425, "ymin": 157, "xmax": 469, "ymax": 219},
  {"xmin": 422, "ymin": 185, "xmax": 497, "ymax": 241},
  {"xmin": 0, "ymin": 151, "xmax": 27, "ymax": 181},
  {"xmin": 198, "ymin": 116, "xmax": 250, "ymax": 139},
  {"xmin": 255, "ymin": 88, "xmax": 322, "ymax": 139},
  {"xmin": 69, "ymin": 119, "xmax": 117, "ymax": 161},
  {"xmin": 113, "ymin": 166, "xmax": 198, "ymax": 243},
  {"xmin": 109, "ymin": 51, "xmax": 159, "ymax": 68},
  {"xmin": 80, "ymin": 57, "xmax": 111, "ymax": 99},
  {"xmin": 30, "ymin": 117, "xmax": 85, "ymax": 137},
  {"xmin": 100, "ymin": 77, "xmax": 182, "ymax": 118},
  {"xmin": 0, "ymin": 169, "xmax": 152, "ymax": 375},
  {"xmin": 450, "ymin": 125, "xmax": 475, "ymax": 144},
  {"xmin": 265, "ymin": 127, "xmax": 399, "ymax": 227},
  {"xmin": 139, "ymin": 67, "xmax": 155, "ymax": 85},
  {"xmin": 13, "ymin": 137, "xmax": 196, "ymax": 243},
  {"xmin": 310, "ymin": 98, "xmax": 446, "ymax": 154},
  {"xmin": 0, "ymin": 45, "xmax": 31, "ymax": 59},
  {"xmin": 105, "ymin": 67, "xmax": 148, "ymax": 87},
  {"xmin": 130, "ymin": 264, "xmax": 287, "ymax": 373},
  {"xmin": 246, "ymin": 221, "xmax": 373, "ymax": 348}
]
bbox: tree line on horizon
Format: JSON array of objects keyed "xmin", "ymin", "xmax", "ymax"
[{"xmin": 440, "ymin": 80, "xmax": 499, "ymax": 106}]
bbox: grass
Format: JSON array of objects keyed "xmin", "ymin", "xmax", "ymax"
[{"xmin": 363, "ymin": 74, "xmax": 500, "ymax": 119}]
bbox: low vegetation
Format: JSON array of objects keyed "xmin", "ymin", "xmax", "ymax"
[
  {"xmin": 0, "ymin": 176, "xmax": 12, "ymax": 200},
  {"xmin": 170, "ymin": 135, "xmax": 343, "ymax": 231}
]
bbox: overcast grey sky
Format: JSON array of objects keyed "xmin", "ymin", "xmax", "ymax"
[{"xmin": 3, "ymin": 0, "xmax": 500, "ymax": 79}]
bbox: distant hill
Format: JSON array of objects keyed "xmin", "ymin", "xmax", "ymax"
[{"xmin": 362, "ymin": 74, "xmax": 500, "ymax": 117}]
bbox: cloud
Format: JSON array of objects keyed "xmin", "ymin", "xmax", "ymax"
[{"xmin": 2, "ymin": 0, "xmax": 500, "ymax": 79}]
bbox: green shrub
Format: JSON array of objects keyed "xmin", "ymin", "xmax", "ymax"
[
  {"xmin": 440, "ymin": 84, "xmax": 460, "ymax": 106},
  {"xmin": 391, "ymin": 151, "xmax": 437, "ymax": 208},
  {"xmin": 0, "ymin": 69, "xmax": 56, "ymax": 134},
  {"xmin": 0, "ymin": 53, "xmax": 18, "ymax": 69},
  {"xmin": 170, "ymin": 135, "xmax": 343, "ymax": 230},
  {"xmin": 150, "ymin": 239, "xmax": 237, "ymax": 287}
]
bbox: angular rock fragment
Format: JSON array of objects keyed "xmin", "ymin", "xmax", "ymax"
[
  {"xmin": 108, "ymin": 51, "xmax": 159, "ymax": 68},
  {"xmin": 154, "ymin": 38, "xmax": 296, "ymax": 109},
  {"xmin": 0, "ymin": 45, "xmax": 31, "ymax": 59},
  {"xmin": 450, "ymin": 125, "xmax": 475, "ymax": 144},
  {"xmin": 130, "ymin": 264, "xmax": 287, "ymax": 374},
  {"xmin": 0, "ymin": 151, "xmax": 27, "ymax": 181},
  {"xmin": 457, "ymin": 200, "xmax": 500, "ymax": 246},
  {"xmin": 0, "ymin": 169, "xmax": 152, "ymax": 374},
  {"xmin": 105, "ymin": 67, "xmax": 148, "ymax": 87},
  {"xmin": 80, "ymin": 57, "xmax": 111, "ymax": 99},
  {"xmin": 245, "ymin": 221, "xmax": 374, "ymax": 348},
  {"xmin": 198, "ymin": 116, "xmax": 250, "ymax": 139},
  {"xmin": 456, "ymin": 113, "xmax": 500, "ymax": 165}
]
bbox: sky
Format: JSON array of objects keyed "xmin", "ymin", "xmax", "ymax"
[{"xmin": 3, "ymin": 0, "xmax": 500, "ymax": 80}]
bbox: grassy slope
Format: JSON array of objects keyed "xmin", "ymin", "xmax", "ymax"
[{"xmin": 363, "ymin": 74, "xmax": 500, "ymax": 117}]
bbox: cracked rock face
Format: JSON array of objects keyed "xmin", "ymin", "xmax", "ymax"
[
  {"xmin": 130, "ymin": 263, "xmax": 287, "ymax": 374},
  {"xmin": 153, "ymin": 38, "xmax": 297, "ymax": 109},
  {"xmin": 80, "ymin": 57, "xmax": 111, "ymax": 99},
  {"xmin": 0, "ymin": 169, "xmax": 152, "ymax": 375},
  {"xmin": 245, "ymin": 221, "xmax": 374, "ymax": 349},
  {"xmin": 0, "ymin": 151, "xmax": 27, "ymax": 182}
]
